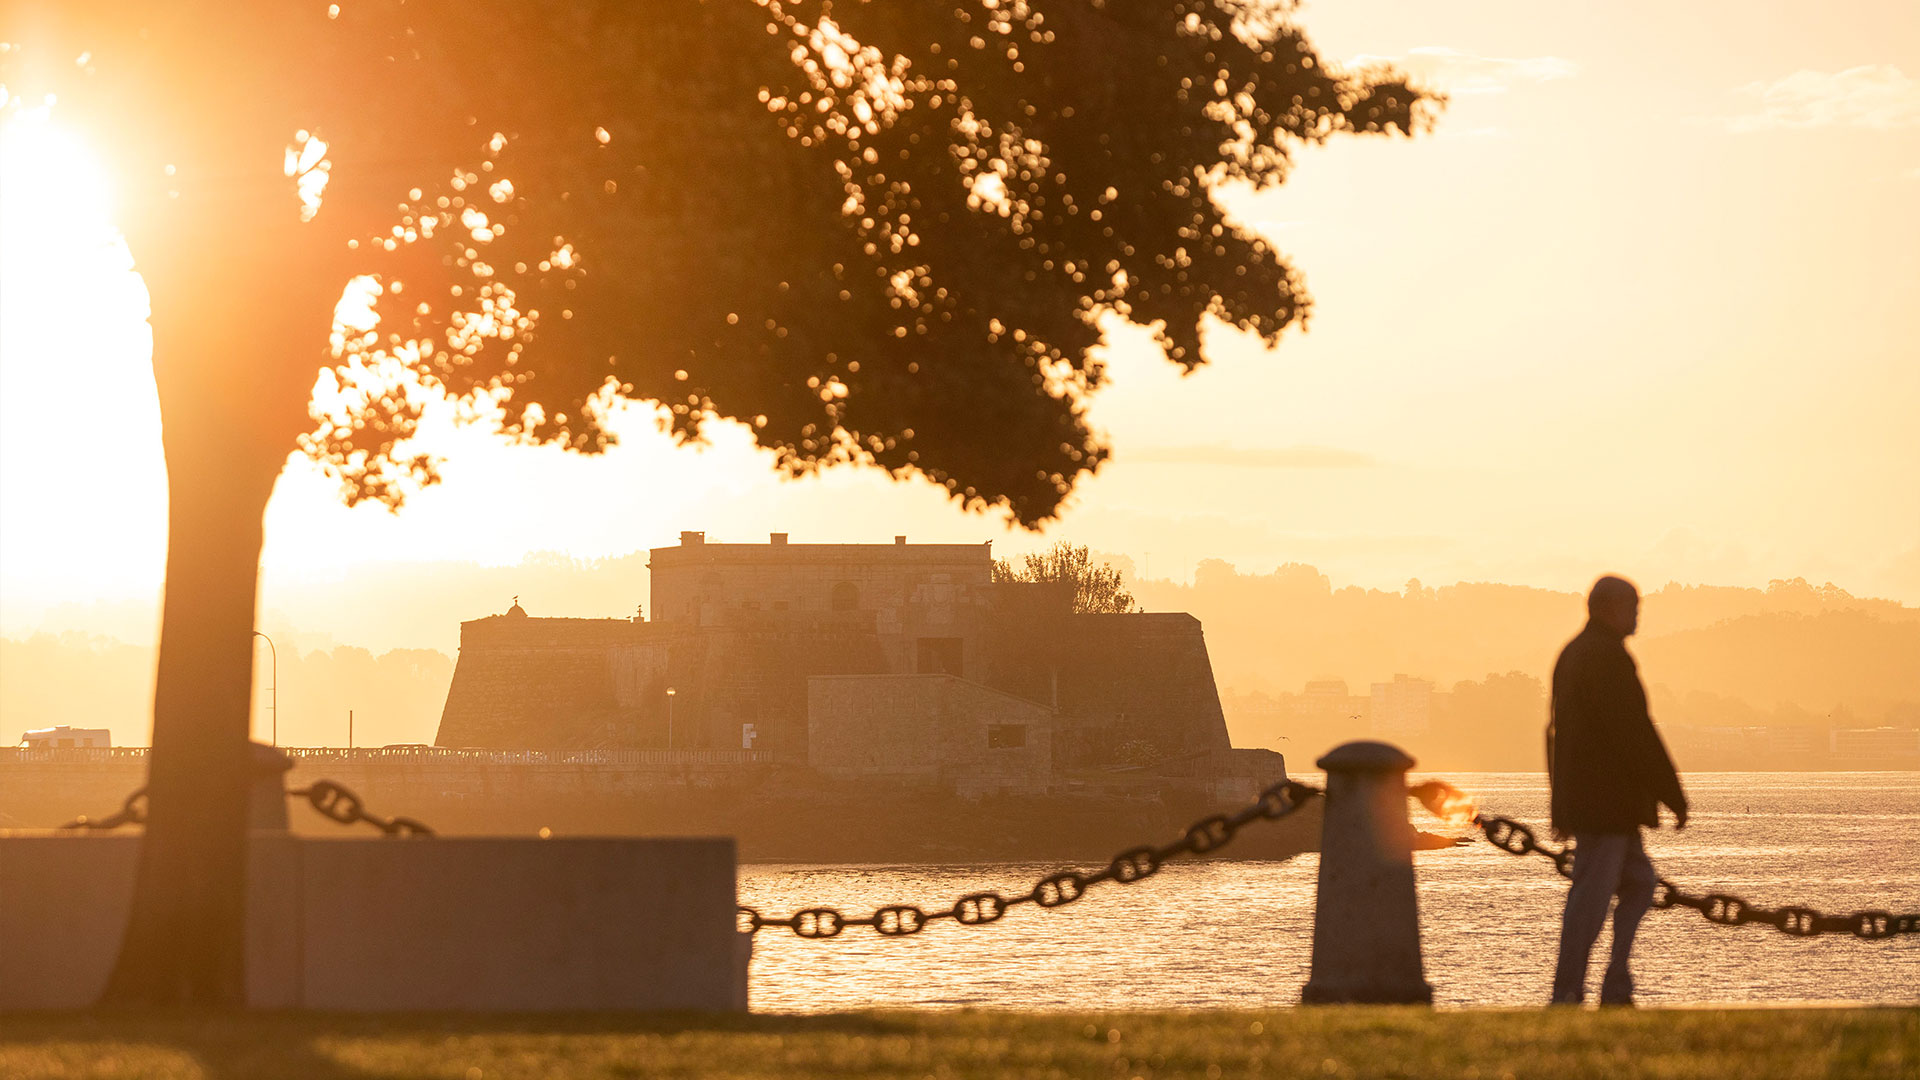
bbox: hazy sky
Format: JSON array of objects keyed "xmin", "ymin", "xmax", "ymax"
[{"xmin": 2, "ymin": 0, "xmax": 1916, "ymax": 644}]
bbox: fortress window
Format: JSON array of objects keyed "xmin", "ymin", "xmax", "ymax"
[
  {"xmin": 831, "ymin": 581, "xmax": 859, "ymax": 612},
  {"xmin": 987, "ymin": 724, "xmax": 1027, "ymax": 749},
  {"xmin": 917, "ymin": 637, "xmax": 964, "ymax": 676}
]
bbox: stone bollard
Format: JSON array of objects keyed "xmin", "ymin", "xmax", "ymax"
[
  {"xmin": 250, "ymin": 741, "xmax": 293, "ymax": 832},
  {"xmin": 1301, "ymin": 740, "xmax": 1433, "ymax": 1004}
]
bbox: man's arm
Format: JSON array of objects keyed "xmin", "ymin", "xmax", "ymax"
[
  {"xmin": 1544, "ymin": 704, "xmax": 1556, "ymax": 791},
  {"xmin": 1545, "ymin": 652, "xmax": 1565, "ymax": 837},
  {"xmin": 1642, "ymin": 717, "xmax": 1688, "ymax": 828},
  {"xmin": 1544, "ymin": 704, "xmax": 1562, "ymax": 839},
  {"xmin": 1618, "ymin": 652, "xmax": 1688, "ymax": 827}
]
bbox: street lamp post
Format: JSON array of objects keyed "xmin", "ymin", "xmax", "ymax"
[
  {"xmin": 665, "ymin": 687, "xmax": 677, "ymax": 750},
  {"xmin": 251, "ymin": 630, "xmax": 277, "ymax": 746}
]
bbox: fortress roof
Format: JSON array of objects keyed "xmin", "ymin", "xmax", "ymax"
[{"xmin": 649, "ymin": 531, "xmax": 992, "ymax": 566}]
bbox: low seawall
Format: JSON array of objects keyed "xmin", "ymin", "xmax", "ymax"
[
  {"xmin": 0, "ymin": 747, "xmax": 1316, "ymax": 863},
  {"xmin": 0, "ymin": 747, "xmax": 772, "ymax": 827}
]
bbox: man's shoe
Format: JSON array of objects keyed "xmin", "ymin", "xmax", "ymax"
[{"xmin": 1599, "ymin": 969, "xmax": 1634, "ymax": 1006}]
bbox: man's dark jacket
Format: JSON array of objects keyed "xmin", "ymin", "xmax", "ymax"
[{"xmin": 1548, "ymin": 621, "xmax": 1687, "ymax": 834}]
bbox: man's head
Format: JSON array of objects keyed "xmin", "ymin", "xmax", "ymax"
[{"xmin": 1588, "ymin": 575, "xmax": 1639, "ymax": 636}]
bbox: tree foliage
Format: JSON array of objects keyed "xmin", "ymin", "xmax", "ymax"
[
  {"xmin": 11, "ymin": 0, "xmax": 1431, "ymax": 524},
  {"xmin": 994, "ymin": 541, "xmax": 1139, "ymax": 613},
  {"xmin": 1, "ymin": 0, "xmax": 1431, "ymax": 1006}
]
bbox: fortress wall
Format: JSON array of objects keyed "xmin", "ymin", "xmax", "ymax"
[
  {"xmin": 650, "ymin": 537, "xmax": 992, "ymax": 623},
  {"xmin": 698, "ymin": 614, "xmax": 893, "ymax": 760},
  {"xmin": 459, "ymin": 616, "xmax": 649, "ymax": 648},
  {"xmin": 435, "ymin": 616, "xmax": 690, "ymax": 748},
  {"xmin": 939, "ymin": 677, "xmax": 1054, "ymax": 791},
  {"xmin": 436, "ymin": 646, "xmax": 621, "ymax": 747},
  {"xmin": 428, "ymin": 562, "xmax": 1237, "ymax": 772},
  {"xmin": 806, "ymin": 675, "xmax": 947, "ymax": 777},
  {"xmin": 1061, "ymin": 612, "xmax": 1235, "ymax": 756},
  {"xmin": 438, "ymin": 608, "xmax": 910, "ymax": 755},
  {"xmin": 978, "ymin": 611, "xmax": 1234, "ymax": 770},
  {"xmin": 899, "ymin": 584, "xmax": 997, "ymax": 677},
  {"xmin": 806, "ymin": 674, "xmax": 1052, "ymax": 792}
]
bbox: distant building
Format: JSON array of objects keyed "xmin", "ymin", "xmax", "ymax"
[
  {"xmin": 19, "ymin": 726, "xmax": 111, "ymax": 749},
  {"xmin": 1283, "ymin": 680, "xmax": 1370, "ymax": 734},
  {"xmin": 1697, "ymin": 725, "xmax": 1770, "ymax": 760},
  {"xmin": 1830, "ymin": 727, "xmax": 1920, "ymax": 758},
  {"xmin": 650, "ymin": 531, "xmax": 990, "ymax": 627},
  {"xmin": 434, "ymin": 533, "xmax": 1281, "ymax": 796},
  {"xmin": 1369, "ymin": 675, "xmax": 1434, "ymax": 739},
  {"xmin": 1765, "ymin": 726, "xmax": 1821, "ymax": 756}
]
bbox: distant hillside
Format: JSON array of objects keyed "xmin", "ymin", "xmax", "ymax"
[
  {"xmin": 9, "ymin": 555, "xmax": 1912, "ymax": 755},
  {"xmin": 1129, "ymin": 563, "xmax": 1917, "ymax": 709},
  {"xmin": 1637, "ymin": 610, "xmax": 1920, "ymax": 715},
  {"xmin": 1131, "ymin": 562, "xmax": 1579, "ymax": 694}
]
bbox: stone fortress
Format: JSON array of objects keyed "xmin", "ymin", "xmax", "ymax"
[{"xmin": 435, "ymin": 532, "xmax": 1283, "ymax": 799}]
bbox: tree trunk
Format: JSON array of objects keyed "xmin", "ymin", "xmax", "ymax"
[
  {"xmin": 99, "ymin": 453, "xmax": 276, "ymax": 1006},
  {"xmin": 98, "ymin": 197, "xmax": 346, "ymax": 1007}
]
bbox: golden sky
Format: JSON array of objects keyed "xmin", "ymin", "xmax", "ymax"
[{"xmin": 2, "ymin": 0, "xmax": 1917, "ymax": 650}]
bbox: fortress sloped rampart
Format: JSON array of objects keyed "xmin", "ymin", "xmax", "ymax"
[{"xmin": 434, "ymin": 532, "xmax": 1280, "ymax": 797}]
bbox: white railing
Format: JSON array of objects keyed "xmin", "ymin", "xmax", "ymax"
[
  {"xmin": 1, "ymin": 747, "xmax": 154, "ymax": 763},
  {"xmin": 0, "ymin": 747, "xmax": 772, "ymax": 766}
]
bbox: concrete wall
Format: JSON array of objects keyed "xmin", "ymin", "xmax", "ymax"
[
  {"xmin": 0, "ymin": 835, "xmax": 745, "ymax": 1011},
  {"xmin": 807, "ymin": 674, "xmax": 1052, "ymax": 794}
]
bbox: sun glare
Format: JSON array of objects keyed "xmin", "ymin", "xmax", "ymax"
[
  {"xmin": 0, "ymin": 107, "xmax": 115, "ymax": 258},
  {"xmin": 0, "ymin": 109, "xmax": 167, "ymax": 625}
]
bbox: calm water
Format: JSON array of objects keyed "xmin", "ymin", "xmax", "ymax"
[{"xmin": 740, "ymin": 773, "xmax": 1920, "ymax": 1011}]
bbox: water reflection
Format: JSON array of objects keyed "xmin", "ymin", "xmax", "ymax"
[{"xmin": 741, "ymin": 773, "xmax": 1920, "ymax": 1011}]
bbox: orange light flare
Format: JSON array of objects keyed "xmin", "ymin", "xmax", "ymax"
[{"xmin": 1409, "ymin": 780, "xmax": 1482, "ymax": 830}]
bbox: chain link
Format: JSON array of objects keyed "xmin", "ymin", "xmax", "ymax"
[
  {"xmin": 290, "ymin": 779, "xmax": 436, "ymax": 837},
  {"xmin": 61, "ymin": 779, "xmax": 433, "ymax": 837},
  {"xmin": 66, "ymin": 770, "xmax": 1907, "ymax": 943},
  {"xmin": 1467, "ymin": 808, "xmax": 1917, "ymax": 940},
  {"xmin": 738, "ymin": 778, "xmax": 1322, "ymax": 938},
  {"xmin": 61, "ymin": 786, "xmax": 149, "ymax": 831}
]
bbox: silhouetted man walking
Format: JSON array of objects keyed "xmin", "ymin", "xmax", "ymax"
[{"xmin": 1548, "ymin": 575, "xmax": 1688, "ymax": 1005}]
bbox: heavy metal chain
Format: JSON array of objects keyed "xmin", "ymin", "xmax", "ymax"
[
  {"xmin": 1467, "ymin": 808, "xmax": 1919, "ymax": 940},
  {"xmin": 738, "ymin": 778, "xmax": 1322, "ymax": 939},
  {"xmin": 61, "ymin": 779, "xmax": 433, "ymax": 837},
  {"xmin": 61, "ymin": 786, "xmax": 149, "ymax": 830},
  {"xmin": 289, "ymin": 779, "xmax": 436, "ymax": 837}
]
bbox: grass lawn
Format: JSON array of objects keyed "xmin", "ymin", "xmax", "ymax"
[{"xmin": 0, "ymin": 1007, "xmax": 1912, "ymax": 1080}]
